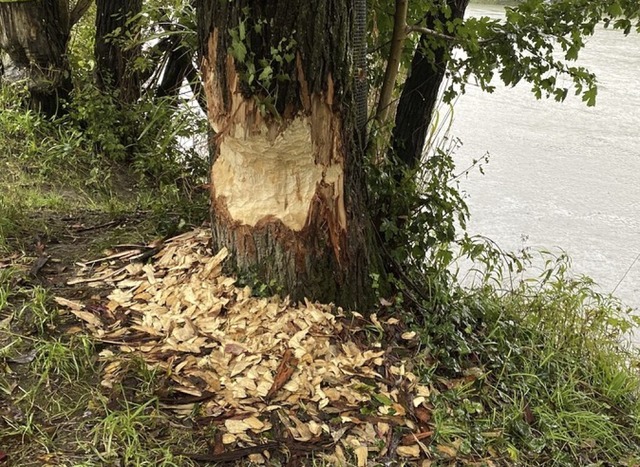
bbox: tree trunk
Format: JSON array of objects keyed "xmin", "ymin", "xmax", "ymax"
[
  {"xmin": 391, "ymin": 0, "xmax": 469, "ymax": 169},
  {"xmin": 155, "ymin": 36, "xmax": 206, "ymax": 111},
  {"xmin": 95, "ymin": 0, "xmax": 142, "ymax": 103},
  {"xmin": 0, "ymin": 0, "xmax": 71, "ymax": 117},
  {"xmin": 197, "ymin": 0, "xmax": 376, "ymax": 308}
]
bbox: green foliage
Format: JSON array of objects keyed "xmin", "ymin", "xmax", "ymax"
[
  {"xmin": 365, "ymin": 80, "xmax": 640, "ymax": 465},
  {"xmin": 374, "ymin": 152, "xmax": 640, "ymax": 462},
  {"xmin": 446, "ymin": 0, "xmax": 640, "ymax": 104},
  {"xmin": 369, "ymin": 0, "xmax": 639, "ymax": 107},
  {"xmin": 2, "ymin": 1, "xmax": 640, "ymax": 465},
  {"xmin": 369, "ymin": 139, "xmax": 468, "ymax": 285},
  {"xmin": 228, "ymin": 7, "xmax": 297, "ymax": 117},
  {"xmin": 0, "ymin": 1, "xmax": 209, "ymax": 244}
]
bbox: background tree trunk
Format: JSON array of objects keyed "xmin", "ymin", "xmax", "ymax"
[
  {"xmin": 155, "ymin": 35, "xmax": 205, "ymax": 111},
  {"xmin": 197, "ymin": 0, "xmax": 377, "ymax": 308},
  {"xmin": 0, "ymin": 0, "xmax": 71, "ymax": 117},
  {"xmin": 391, "ymin": 0, "xmax": 469, "ymax": 169},
  {"xmin": 95, "ymin": 0, "xmax": 142, "ymax": 103}
]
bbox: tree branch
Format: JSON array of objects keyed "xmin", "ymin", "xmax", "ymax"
[
  {"xmin": 405, "ymin": 24, "xmax": 457, "ymax": 42},
  {"xmin": 374, "ymin": 0, "xmax": 409, "ymax": 123},
  {"xmin": 69, "ymin": 0, "xmax": 93, "ymax": 28}
]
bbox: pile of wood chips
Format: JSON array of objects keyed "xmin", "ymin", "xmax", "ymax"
[{"xmin": 55, "ymin": 228, "xmax": 436, "ymax": 465}]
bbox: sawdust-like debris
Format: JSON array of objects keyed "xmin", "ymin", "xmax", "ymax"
[{"xmin": 58, "ymin": 228, "xmax": 440, "ymax": 463}]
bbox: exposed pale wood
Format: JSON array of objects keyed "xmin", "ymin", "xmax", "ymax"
[{"xmin": 198, "ymin": 0, "xmax": 378, "ymax": 307}]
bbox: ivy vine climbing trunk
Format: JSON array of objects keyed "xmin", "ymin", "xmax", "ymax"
[
  {"xmin": 0, "ymin": 0, "xmax": 72, "ymax": 117},
  {"xmin": 197, "ymin": 0, "xmax": 377, "ymax": 308},
  {"xmin": 95, "ymin": 0, "xmax": 142, "ymax": 103},
  {"xmin": 392, "ymin": 0, "xmax": 470, "ymax": 168}
]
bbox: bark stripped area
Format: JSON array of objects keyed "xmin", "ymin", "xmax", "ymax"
[
  {"xmin": 197, "ymin": 0, "xmax": 373, "ymax": 307},
  {"xmin": 0, "ymin": 0, "xmax": 71, "ymax": 117}
]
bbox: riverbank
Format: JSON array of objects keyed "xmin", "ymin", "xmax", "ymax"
[{"xmin": 1, "ymin": 87, "xmax": 639, "ymax": 465}]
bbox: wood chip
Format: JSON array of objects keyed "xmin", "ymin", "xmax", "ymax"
[{"xmin": 55, "ymin": 228, "xmax": 439, "ymax": 462}]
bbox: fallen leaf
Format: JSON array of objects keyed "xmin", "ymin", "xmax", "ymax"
[
  {"xmin": 225, "ymin": 419, "xmax": 250, "ymax": 434},
  {"xmin": 354, "ymin": 445, "xmax": 368, "ymax": 466},
  {"xmin": 222, "ymin": 433, "xmax": 236, "ymax": 444},
  {"xmin": 436, "ymin": 444, "xmax": 458, "ymax": 458},
  {"xmin": 266, "ymin": 349, "xmax": 299, "ymax": 400},
  {"xmin": 397, "ymin": 444, "xmax": 420, "ymax": 457},
  {"xmin": 8, "ymin": 350, "xmax": 37, "ymax": 364},
  {"xmin": 224, "ymin": 342, "xmax": 246, "ymax": 355},
  {"xmin": 414, "ymin": 406, "xmax": 431, "ymax": 424},
  {"xmin": 54, "ymin": 296, "xmax": 85, "ymax": 310},
  {"xmin": 401, "ymin": 431, "xmax": 434, "ymax": 445},
  {"xmin": 68, "ymin": 309, "xmax": 103, "ymax": 328}
]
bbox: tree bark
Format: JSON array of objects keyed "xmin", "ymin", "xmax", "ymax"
[
  {"xmin": 155, "ymin": 36, "xmax": 206, "ymax": 112},
  {"xmin": 197, "ymin": 0, "xmax": 377, "ymax": 308},
  {"xmin": 0, "ymin": 0, "xmax": 72, "ymax": 117},
  {"xmin": 95, "ymin": 0, "xmax": 142, "ymax": 103},
  {"xmin": 391, "ymin": 0, "xmax": 469, "ymax": 169}
]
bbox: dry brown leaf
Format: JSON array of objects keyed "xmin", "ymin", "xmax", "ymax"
[
  {"xmin": 415, "ymin": 406, "xmax": 432, "ymax": 425},
  {"xmin": 401, "ymin": 331, "xmax": 417, "ymax": 340},
  {"xmin": 436, "ymin": 444, "xmax": 458, "ymax": 458},
  {"xmin": 266, "ymin": 349, "xmax": 298, "ymax": 400},
  {"xmin": 354, "ymin": 445, "xmax": 368, "ymax": 466},
  {"xmin": 222, "ymin": 433, "xmax": 236, "ymax": 444},
  {"xmin": 397, "ymin": 444, "xmax": 421, "ymax": 458},
  {"xmin": 225, "ymin": 419, "xmax": 250, "ymax": 434},
  {"xmin": 54, "ymin": 296, "xmax": 84, "ymax": 310},
  {"xmin": 401, "ymin": 431, "xmax": 434, "ymax": 445},
  {"xmin": 60, "ymin": 228, "xmax": 450, "ymax": 463},
  {"xmin": 68, "ymin": 309, "xmax": 102, "ymax": 328}
]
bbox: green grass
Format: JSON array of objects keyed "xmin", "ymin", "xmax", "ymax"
[
  {"xmin": 3, "ymin": 249, "xmax": 639, "ymax": 465},
  {"xmin": 0, "ymin": 268, "xmax": 206, "ymax": 466},
  {"xmin": 408, "ymin": 257, "xmax": 640, "ymax": 465},
  {"xmin": 0, "ymin": 81, "xmax": 211, "ymax": 465}
]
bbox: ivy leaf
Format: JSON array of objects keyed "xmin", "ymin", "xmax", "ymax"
[
  {"xmin": 258, "ymin": 65, "xmax": 273, "ymax": 82},
  {"xmin": 231, "ymin": 41, "xmax": 247, "ymax": 63}
]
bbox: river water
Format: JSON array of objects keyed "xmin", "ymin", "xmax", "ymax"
[{"xmin": 451, "ymin": 4, "xmax": 640, "ymax": 310}]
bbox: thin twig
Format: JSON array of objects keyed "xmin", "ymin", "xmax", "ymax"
[
  {"xmin": 406, "ymin": 24, "xmax": 457, "ymax": 42},
  {"xmin": 612, "ymin": 251, "xmax": 640, "ymax": 294}
]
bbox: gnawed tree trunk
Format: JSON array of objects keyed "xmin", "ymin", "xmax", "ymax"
[
  {"xmin": 0, "ymin": 0, "xmax": 72, "ymax": 117},
  {"xmin": 95, "ymin": 0, "xmax": 142, "ymax": 103},
  {"xmin": 197, "ymin": 0, "xmax": 377, "ymax": 308},
  {"xmin": 392, "ymin": 0, "xmax": 469, "ymax": 168}
]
